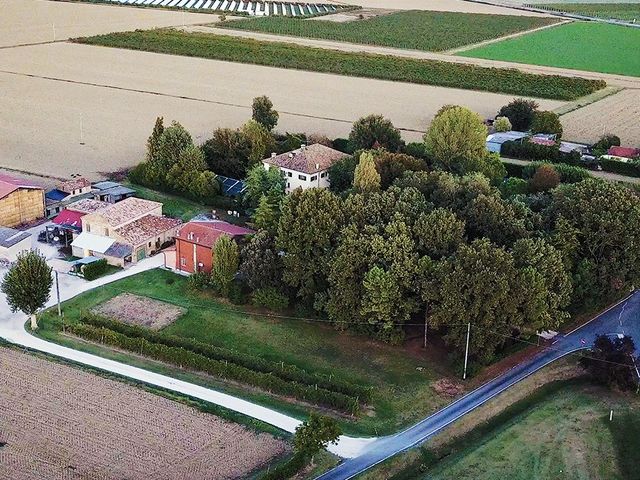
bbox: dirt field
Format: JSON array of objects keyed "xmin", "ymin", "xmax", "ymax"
[
  {"xmin": 0, "ymin": 0, "xmax": 220, "ymax": 47},
  {"xmin": 0, "ymin": 41, "xmax": 563, "ymax": 179},
  {"xmin": 561, "ymin": 89, "xmax": 640, "ymax": 145},
  {"xmin": 92, "ymin": 293, "xmax": 186, "ymax": 329},
  {"xmin": 0, "ymin": 346, "xmax": 287, "ymax": 480}
]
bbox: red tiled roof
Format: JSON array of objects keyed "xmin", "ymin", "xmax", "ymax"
[
  {"xmin": 67, "ymin": 198, "xmax": 109, "ymax": 214},
  {"xmin": 529, "ymin": 137, "xmax": 556, "ymax": 147},
  {"xmin": 0, "ymin": 174, "xmax": 43, "ymax": 201},
  {"xmin": 58, "ymin": 177, "xmax": 90, "ymax": 193},
  {"xmin": 262, "ymin": 143, "xmax": 348, "ymax": 175},
  {"xmin": 176, "ymin": 221, "xmax": 254, "ymax": 249},
  {"xmin": 115, "ymin": 215, "xmax": 182, "ymax": 246},
  {"xmin": 608, "ymin": 146, "xmax": 640, "ymax": 159},
  {"xmin": 53, "ymin": 209, "xmax": 85, "ymax": 229}
]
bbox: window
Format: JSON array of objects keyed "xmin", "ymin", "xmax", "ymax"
[
  {"xmin": 321, "ymin": 172, "xmax": 327, "ymax": 178},
  {"xmin": 104, "ymin": 228, "xmax": 109, "ymax": 236},
  {"xmin": 180, "ymin": 257, "xmax": 186, "ymax": 267},
  {"xmin": 85, "ymin": 223, "xmax": 90, "ymax": 233},
  {"xmin": 287, "ymin": 182, "xmax": 290, "ymax": 189},
  {"xmin": 287, "ymin": 171, "xmax": 292, "ymax": 178},
  {"xmin": 298, "ymin": 174, "xmax": 307, "ymax": 181},
  {"xmin": 148, "ymin": 242, "xmax": 152, "ymax": 247},
  {"xmin": 310, "ymin": 175, "xmax": 317, "ymax": 182}
]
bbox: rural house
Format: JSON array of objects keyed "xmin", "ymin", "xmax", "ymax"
[
  {"xmin": 0, "ymin": 226, "xmax": 31, "ymax": 262},
  {"xmin": 53, "ymin": 198, "xmax": 109, "ymax": 233},
  {"xmin": 71, "ymin": 197, "xmax": 181, "ymax": 266},
  {"xmin": 262, "ymin": 143, "xmax": 348, "ymax": 193},
  {"xmin": 45, "ymin": 177, "xmax": 93, "ymax": 217},
  {"xmin": 175, "ymin": 220, "xmax": 253, "ymax": 274},
  {"xmin": 604, "ymin": 146, "xmax": 640, "ymax": 162},
  {"xmin": 0, "ymin": 174, "xmax": 45, "ymax": 227},
  {"xmin": 92, "ymin": 181, "xmax": 136, "ymax": 204}
]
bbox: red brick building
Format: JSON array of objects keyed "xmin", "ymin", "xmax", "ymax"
[{"xmin": 175, "ymin": 221, "xmax": 254, "ymax": 274}]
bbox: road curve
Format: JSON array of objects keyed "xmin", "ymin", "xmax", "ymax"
[{"xmin": 316, "ymin": 291, "xmax": 640, "ymax": 479}]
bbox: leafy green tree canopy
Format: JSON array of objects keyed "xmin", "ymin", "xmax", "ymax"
[
  {"xmin": 353, "ymin": 152, "xmax": 381, "ymax": 193},
  {"xmin": 252, "ymin": 95, "xmax": 279, "ymax": 131},
  {"xmin": 349, "ymin": 114, "xmax": 403, "ymax": 152},
  {"xmin": 211, "ymin": 235, "xmax": 240, "ymax": 298},
  {"xmin": 497, "ymin": 98, "xmax": 539, "ymax": 131},
  {"xmin": 531, "ymin": 110, "xmax": 563, "ymax": 138},
  {"xmin": 294, "ymin": 413, "xmax": 341, "ymax": 459}
]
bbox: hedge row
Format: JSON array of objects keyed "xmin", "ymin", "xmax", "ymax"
[
  {"xmin": 521, "ymin": 161, "xmax": 591, "ymax": 183},
  {"xmin": 260, "ymin": 452, "xmax": 308, "ymax": 480},
  {"xmin": 69, "ymin": 322, "xmax": 361, "ymax": 413},
  {"xmin": 79, "ymin": 313, "xmax": 371, "ymax": 401},
  {"xmin": 501, "ymin": 141, "xmax": 582, "ymax": 165},
  {"xmin": 82, "ymin": 259, "xmax": 109, "ymax": 281},
  {"xmin": 599, "ymin": 159, "xmax": 640, "ymax": 178},
  {"xmin": 75, "ymin": 30, "xmax": 605, "ymax": 100}
]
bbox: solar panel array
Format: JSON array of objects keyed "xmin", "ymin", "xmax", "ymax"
[
  {"xmin": 100, "ymin": 0, "xmax": 340, "ymax": 16},
  {"xmin": 217, "ymin": 175, "xmax": 247, "ymax": 196}
]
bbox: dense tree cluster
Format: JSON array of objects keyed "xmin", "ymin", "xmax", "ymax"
[{"xmin": 581, "ymin": 335, "xmax": 639, "ymax": 391}]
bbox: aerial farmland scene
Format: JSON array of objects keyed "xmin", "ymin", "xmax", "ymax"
[{"xmin": 0, "ymin": 0, "xmax": 639, "ymax": 479}]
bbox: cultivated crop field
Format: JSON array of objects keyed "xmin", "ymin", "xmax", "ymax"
[
  {"xmin": 532, "ymin": 2, "xmax": 640, "ymax": 20},
  {"xmin": 221, "ymin": 11, "xmax": 559, "ymax": 52},
  {"xmin": 75, "ymin": 29, "xmax": 605, "ymax": 99},
  {"xmin": 460, "ymin": 21, "xmax": 640, "ymax": 77},
  {"xmin": 0, "ymin": 347, "xmax": 287, "ymax": 480}
]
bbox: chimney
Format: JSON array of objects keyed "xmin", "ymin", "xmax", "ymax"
[
  {"xmin": 288, "ymin": 153, "xmax": 294, "ymax": 158},
  {"xmin": 301, "ymin": 143, "xmax": 306, "ymax": 150},
  {"xmin": 271, "ymin": 152, "xmax": 276, "ymax": 158},
  {"xmin": 315, "ymin": 163, "xmax": 320, "ymax": 170}
]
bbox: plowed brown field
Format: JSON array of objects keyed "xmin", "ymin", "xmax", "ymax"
[{"xmin": 0, "ymin": 347, "xmax": 287, "ymax": 480}]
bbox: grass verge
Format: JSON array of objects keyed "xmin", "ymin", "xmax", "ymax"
[
  {"xmin": 36, "ymin": 268, "xmax": 455, "ymax": 436},
  {"xmin": 221, "ymin": 11, "xmax": 558, "ymax": 52},
  {"xmin": 73, "ymin": 29, "xmax": 605, "ymax": 100},
  {"xmin": 533, "ymin": 3, "xmax": 640, "ymax": 21},
  {"xmin": 460, "ymin": 21, "xmax": 640, "ymax": 77}
]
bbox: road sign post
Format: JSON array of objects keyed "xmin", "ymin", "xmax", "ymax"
[{"xmin": 463, "ymin": 322, "xmax": 471, "ymax": 380}]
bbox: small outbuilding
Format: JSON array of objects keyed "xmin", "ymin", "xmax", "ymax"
[
  {"xmin": 0, "ymin": 226, "xmax": 32, "ymax": 262},
  {"xmin": 485, "ymin": 131, "xmax": 528, "ymax": 154}
]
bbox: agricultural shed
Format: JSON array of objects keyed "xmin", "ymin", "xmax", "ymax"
[
  {"xmin": 0, "ymin": 174, "xmax": 45, "ymax": 227},
  {"xmin": 0, "ymin": 226, "xmax": 32, "ymax": 261},
  {"xmin": 485, "ymin": 131, "xmax": 528, "ymax": 153}
]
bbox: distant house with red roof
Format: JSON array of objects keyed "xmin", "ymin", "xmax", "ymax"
[
  {"xmin": 175, "ymin": 220, "xmax": 254, "ymax": 274},
  {"xmin": 607, "ymin": 146, "xmax": 640, "ymax": 161},
  {"xmin": 0, "ymin": 174, "xmax": 44, "ymax": 227}
]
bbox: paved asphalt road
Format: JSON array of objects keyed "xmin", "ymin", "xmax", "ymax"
[{"xmin": 316, "ymin": 291, "xmax": 640, "ymax": 479}]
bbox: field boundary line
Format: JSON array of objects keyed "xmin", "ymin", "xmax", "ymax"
[
  {"xmin": 0, "ymin": 68, "xmax": 424, "ymax": 135},
  {"xmin": 554, "ymin": 85, "xmax": 623, "ymax": 116},
  {"xmin": 445, "ymin": 19, "xmax": 572, "ymax": 55}
]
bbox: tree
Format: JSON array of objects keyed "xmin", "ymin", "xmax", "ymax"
[
  {"xmin": 530, "ymin": 163, "xmax": 560, "ymax": 192},
  {"xmin": 592, "ymin": 134, "xmax": 620, "ymax": 152},
  {"xmin": 294, "ymin": 413, "xmax": 341, "ymax": 461},
  {"xmin": 276, "ymin": 188, "xmax": 344, "ymax": 305},
  {"xmin": 242, "ymin": 119, "xmax": 276, "ymax": 165},
  {"xmin": 166, "ymin": 144, "xmax": 208, "ymax": 194},
  {"xmin": 201, "ymin": 128, "xmax": 252, "ymax": 178},
  {"xmin": 424, "ymin": 106, "xmax": 488, "ymax": 174},
  {"xmin": 327, "ymin": 155, "xmax": 357, "ymax": 193},
  {"xmin": 373, "ymin": 151, "xmax": 428, "ymax": 189},
  {"xmin": 550, "ymin": 179, "xmax": 640, "ymax": 305},
  {"xmin": 251, "ymin": 95, "xmax": 279, "ymax": 131},
  {"xmin": 211, "ymin": 236, "xmax": 240, "ymax": 297},
  {"xmin": 192, "ymin": 171, "xmax": 221, "ymax": 204},
  {"xmin": 493, "ymin": 116, "xmax": 512, "ymax": 132},
  {"xmin": 145, "ymin": 116, "xmax": 164, "ymax": 162},
  {"xmin": 348, "ymin": 114, "xmax": 403, "ymax": 152},
  {"xmin": 1, "ymin": 250, "xmax": 53, "ymax": 330},
  {"xmin": 253, "ymin": 190, "xmax": 282, "ymax": 234},
  {"xmin": 239, "ymin": 231, "xmax": 284, "ymax": 291},
  {"xmin": 463, "ymin": 193, "xmax": 530, "ymax": 246},
  {"xmin": 531, "ymin": 110, "xmax": 563, "ymax": 138},
  {"xmin": 360, "ymin": 266, "xmax": 407, "ymax": 342},
  {"xmin": 353, "ymin": 152, "xmax": 381, "ymax": 193},
  {"xmin": 413, "ymin": 208, "xmax": 465, "ymax": 259},
  {"xmin": 498, "ymin": 98, "xmax": 539, "ymax": 131},
  {"xmin": 244, "ymin": 163, "xmax": 285, "ymax": 208},
  {"xmin": 580, "ymin": 335, "xmax": 638, "ymax": 391}
]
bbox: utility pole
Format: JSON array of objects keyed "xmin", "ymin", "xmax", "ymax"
[
  {"xmin": 55, "ymin": 271, "xmax": 62, "ymax": 317},
  {"xmin": 463, "ymin": 322, "xmax": 471, "ymax": 380},
  {"xmin": 79, "ymin": 113, "xmax": 85, "ymax": 145},
  {"xmin": 423, "ymin": 315, "xmax": 428, "ymax": 349}
]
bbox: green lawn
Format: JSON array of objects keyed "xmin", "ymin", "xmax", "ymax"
[
  {"xmin": 382, "ymin": 381, "xmax": 637, "ymax": 480},
  {"xmin": 74, "ymin": 29, "xmax": 605, "ymax": 100},
  {"xmin": 221, "ymin": 11, "xmax": 558, "ymax": 52},
  {"xmin": 534, "ymin": 3, "xmax": 640, "ymax": 21},
  {"xmin": 459, "ymin": 21, "xmax": 640, "ymax": 77},
  {"xmin": 37, "ymin": 269, "xmax": 454, "ymax": 436}
]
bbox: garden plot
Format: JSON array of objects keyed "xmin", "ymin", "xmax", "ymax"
[
  {"xmin": 92, "ymin": 292, "xmax": 186, "ymax": 329},
  {"xmin": 0, "ymin": 346, "xmax": 287, "ymax": 480}
]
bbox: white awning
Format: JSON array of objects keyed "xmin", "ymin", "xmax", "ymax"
[{"xmin": 70, "ymin": 232, "xmax": 114, "ymax": 254}]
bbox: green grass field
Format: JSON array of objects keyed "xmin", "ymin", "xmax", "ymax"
[
  {"xmin": 378, "ymin": 381, "xmax": 639, "ymax": 480},
  {"xmin": 534, "ymin": 3, "xmax": 640, "ymax": 21},
  {"xmin": 221, "ymin": 11, "xmax": 558, "ymax": 52},
  {"xmin": 460, "ymin": 21, "xmax": 640, "ymax": 77},
  {"xmin": 75, "ymin": 30, "xmax": 605, "ymax": 100},
  {"xmin": 37, "ymin": 269, "xmax": 454, "ymax": 436}
]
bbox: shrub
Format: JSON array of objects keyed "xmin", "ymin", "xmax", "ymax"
[
  {"xmin": 188, "ymin": 271, "xmax": 211, "ymax": 290},
  {"xmin": 531, "ymin": 110, "xmax": 563, "ymax": 138},
  {"xmin": 592, "ymin": 134, "xmax": 620, "ymax": 151},
  {"xmin": 522, "ymin": 161, "xmax": 590, "ymax": 184},
  {"xmin": 530, "ymin": 163, "xmax": 560, "ymax": 192},
  {"xmin": 493, "ymin": 116, "xmax": 512, "ymax": 132},
  {"xmin": 82, "ymin": 259, "xmax": 109, "ymax": 281},
  {"xmin": 328, "ymin": 155, "xmax": 357, "ymax": 193},
  {"xmin": 501, "ymin": 177, "xmax": 529, "ymax": 196},
  {"xmin": 504, "ymin": 162, "xmax": 525, "ymax": 178},
  {"xmin": 252, "ymin": 287, "xmax": 289, "ymax": 311},
  {"xmin": 497, "ymin": 98, "xmax": 538, "ymax": 131},
  {"xmin": 260, "ymin": 453, "xmax": 307, "ymax": 480},
  {"xmin": 599, "ymin": 158, "xmax": 640, "ymax": 177},
  {"xmin": 332, "ymin": 137, "xmax": 354, "ymax": 154},
  {"xmin": 403, "ymin": 142, "xmax": 430, "ymax": 160},
  {"xmin": 501, "ymin": 140, "xmax": 581, "ymax": 165}
]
